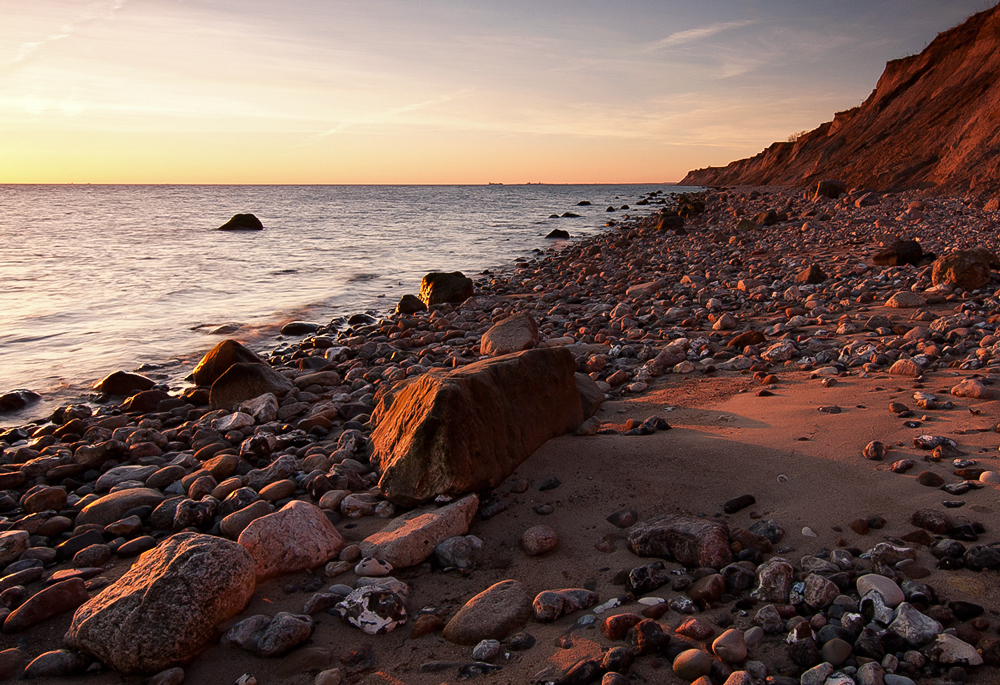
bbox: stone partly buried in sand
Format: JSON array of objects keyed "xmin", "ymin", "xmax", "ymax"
[
  {"xmin": 359, "ymin": 494, "xmax": 478, "ymax": 568},
  {"xmin": 65, "ymin": 533, "xmax": 255, "ymax": 674},
  {"xmin": 3, "ymin": 578, "xmax": 89, "ymax": 633},
  {"xmin": 441, "ymin": 579, "xmax": 532, "ymax": 645},
  {"xmin": 627, "ymin": 514, "xmax": 732, "ymax": 569},
  {"xmin": 370, "ymin": 347, "xmax": 584, "ymax": 506}
]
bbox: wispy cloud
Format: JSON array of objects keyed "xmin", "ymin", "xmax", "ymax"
[
  {"xmin": 10, "ymin": 0, "xmax": 127, "ymax": 64},
  {"xmin": 316, "ymin": 90, "xmax": 472, "ymax": 137},
  {"xmin": 646, "ymin": 20, "xmax": 757, "ymax": 51}
]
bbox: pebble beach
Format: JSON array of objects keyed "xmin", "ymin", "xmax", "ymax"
[{"xmin": 2, "ymin": 185, "xmax": 1000, "ymax": 685}]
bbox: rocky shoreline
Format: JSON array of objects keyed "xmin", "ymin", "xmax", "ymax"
[{"xmin": 2, "ymin": 184, "xmax": 1000, "ymax": 684}]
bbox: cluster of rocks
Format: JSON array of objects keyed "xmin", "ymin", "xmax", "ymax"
[{"xmin": 1, "ymin": 183, "xmax": 999, "ymax": 683}]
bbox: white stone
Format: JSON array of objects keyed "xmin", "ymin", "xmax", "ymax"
[
  {"xmin": 925, "ymin": 633, "xmax": 982, "ymax": 666},
  {"xmin": 979, "ymin": 471, "xmax": 1000, "ymax": 484},
  {"xmin": 762, "ymin": 341, "xmax": 795, "ymax": 362},
  {"xmin": 856, "ymin": 574, "xmax": 905, "ymax": 608}
]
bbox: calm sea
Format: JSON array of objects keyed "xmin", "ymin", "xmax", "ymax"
[{"xmin": 0, "ymin": 184, "xmax": 691, "ymax": 422}]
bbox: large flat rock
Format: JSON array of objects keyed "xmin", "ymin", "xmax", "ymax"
[{"xmin": 370, "ymin": 348, "xmax": 584, "ymax": 506}]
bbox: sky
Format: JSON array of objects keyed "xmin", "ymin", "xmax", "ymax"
[{"xmin": 0, "ymin": 0, "xmax": 995, "ymax": 184}]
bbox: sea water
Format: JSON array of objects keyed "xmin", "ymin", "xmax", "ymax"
[{"xmin": 0, "ymin": 183, "xmax": 692, "ymax": 421}]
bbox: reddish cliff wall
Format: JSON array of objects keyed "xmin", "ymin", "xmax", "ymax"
[{"xmin": 681, "ymin": 4, "xmax": 1000, "ymax": 196}]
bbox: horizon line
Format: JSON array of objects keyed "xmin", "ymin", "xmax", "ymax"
[{"xmin": 0, "ymin": 181, "xmax": 690, "ymax": 187}]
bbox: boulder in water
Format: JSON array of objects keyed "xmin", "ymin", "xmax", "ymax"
[
  {"xmin": 545, "ymin": 229, "xmax": 570, "ymax": 239},
  {"xmin": 94, "ymin": 371, "xmax": 156, "ymax": 396},
  {"xmin": 0, "ymin": 390, "xmax": 40, "ymax": 413},
  {"xmin": 217, "ymin": 213, "xmax": 263, "ymax": 231}
]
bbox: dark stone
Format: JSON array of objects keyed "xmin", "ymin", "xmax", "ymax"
[
  {"xmin": 55, "ymin": 530, "xmax": 105, "ymax": 561},
  {"xmin": 748, "ymin": 519, "xmax": 784, "ymax": 543},
  {"xmin": 556, "ymin": 658, "xmax": 600, "ymax": 685},
  {"xmin": 627, "ymin": 562, "xmax": 671, "ymax": 595},
  {"xmin": 626, "ymin": 618, "xmax": 671, "ymax": 655},
  {"xmin": 546, "ymin": 229, "xmax": 570, "ymax": 239},
  {"xmin": 217, "ymin": 213, "xmax": 263, "ymax": 231},
  {"xmin": 210, "ymin": 363, "xmax": 293, "ymax": 412},
  {"xmin": 963, "ymin": 545, "xmax": 1000, "ymax": 571},
  {"xmin": 948, "ymin": 524, "xmax": 979, "ymax": 541},
  {"xmin": 505, "ymin": 632, "xmax": 535, "ymax": 651},
  {"xmin": 723, "ymin": 494, "xmax": 756, "ymax": 514},
  {"xmin": 949, "ymin": 601, "xmax": 984, "ymax": 621},
  {"xmin": 396, "ymin": 294, "xmax": 427, "ymax": 315},
  {"xmin": 600, "ymin": 646, "xmax": 634, "ymax": 674},
  {"xmin": 122, "ymin": 390, "xmax": 172, "ymax": 413},
  {"xmin": 787, "ymin": 636, "xmax": 821, "ymax": 668},
  {"xmin": 930, "ymin": 540, "xmax": 965, "ymax": 559},
  {"xmin": 873, "ymin": 240, "xmax": 923, "ymax": 267},
  {"xmin": 280, "ymin": 322, "xmax": 318, "ymax": 336},
  {"xmin": 628, "ymin": 514, "xmax": 732, "ymax": 569},
  {"xmin": 606, "ymin": 508, "xmax": 638, "ymax": 529},
  {"xmin": 817, "ymin": 624, "xmax": 856, "ymax": 645},
  {"xmin": 418, "ymin": 272, "xmax": 474, "ymax": 306},
  {"xmin": 94, "ymin": 372, "xmax": 156, "ymax": 397},
  {"xmin": 538, "ymin": 476, "xmax": 562, "ymax": 491},
  {"xmin": 853, "ymin": 627, "xmax": 885, "ymax": 660}
]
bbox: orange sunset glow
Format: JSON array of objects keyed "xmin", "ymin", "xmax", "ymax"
[{"xmin": 1, "ymin": 0, "xmax": 991, "ymax": 184}]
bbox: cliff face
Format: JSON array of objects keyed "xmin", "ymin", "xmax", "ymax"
[{"xmin": 681, "ymin": 4, "xmax": 1000, "ymax": 196}]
